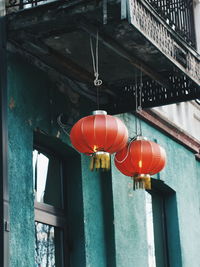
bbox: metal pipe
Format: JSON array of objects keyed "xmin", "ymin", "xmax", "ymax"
[{"xmin": 0, "ymin": 3, "xmax": 9, "ymax": 266}]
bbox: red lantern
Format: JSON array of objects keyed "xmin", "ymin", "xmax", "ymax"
[
  {"xmin": 70, "ymin": 110, "xmax": 128, "ymax": 170},
  {"xmin": 114, "ymin": 137, "xmax": 166, "ymax": 190}
]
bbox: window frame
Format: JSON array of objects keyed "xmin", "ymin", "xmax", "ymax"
[
  {"xmin": 33, "ymin": 140, "xmax": 70, "ymax": 267},
  {"xmin": 33, "ymin": 144, "xmax": 65, "ymax": 209},
  {"xmin": 146, "ymin": 179, "xmax": 177, "ymax": 267},
  {"xmin": 34, "ymin": 202, "xmax": 66, "ymax": 228},
  {"xmin": 147, "ymin": 190, "xmax": 170, "ymax": 267}
]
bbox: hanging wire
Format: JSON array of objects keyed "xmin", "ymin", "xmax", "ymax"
[
  {"xmin": 139, "ymin": 68, "xmax": 143, "ymax": 110},
  {"xmin": 96, "ymin": 86, "xmax": 100, "ymax": 110},
  {"xmin": 90, "ymin": 36, "xmax": 96, "ymax": 81},
  {"xmin": 90, "ymin": 31, "xmax": 102, "ymax": 87},
  {"xmin": 95, "ymin": 31, "xmax": 100, "ymax": 109},
  {"xmin": 135, "ymin": 70, "xmax": 139, "ymax": 136},
  {"xmin": 134, "ymin": 68, "xmax": 143, "ymax": 137},
  {"xmin": 90, "ymin": 30, "xmax": 102, "ymax": 109},
  {"xmin": 138, "ymin": 69, "xmax": 143, "ymax": 136},
  {"xmin": 115, "ymin": 135, "xmax": 137, "ymax": 164},
  {"xmin": 117, "ymin": 69, "xmax": 144, "ymax": 166},
  {"xmin": 57, "ymin": 114, "xmax": 70, "ymax": 137}
]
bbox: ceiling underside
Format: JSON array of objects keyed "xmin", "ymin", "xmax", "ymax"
[{"xmin": 7, "ymin": 0, "xmax": 200, "ymax": 114}]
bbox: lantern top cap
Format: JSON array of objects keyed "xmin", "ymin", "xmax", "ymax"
[
  {"xmin": 92, "ymin": 110, "xmax": 107, "ymax": 115},
  {"xmin": 136, "ymin": 135, "xmax": 147, "ymax": 141}
]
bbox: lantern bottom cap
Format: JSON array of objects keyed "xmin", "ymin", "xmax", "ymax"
[
  {"xmin": 93, "ymin": 151, "xmax": 110, "ymax": 156},
  {"xmin": 90, "ymin": 151, "xmax": 110, "ymax": 171},
  {"xmin": 133, "ymin": 174, "xmax": 151, "ymax": 179}
]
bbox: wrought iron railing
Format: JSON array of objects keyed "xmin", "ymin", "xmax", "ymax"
[
  {"xmin": 145, "ymin": 0, "xmax": 196, "ymax": 47},
  {"xmin": 128, "ymin": 0, "xmax": 200, "ymax": 85},
  {"xmin": 114, "ymin": 71, "xmax": 199, "ymax": 110},
  {"xmin": 6, "ymin": 0, "xmax": 196, "ymax": 49},
  {"xmin": 6, "ymin": 0, "xmax": 56, "ymax": 12}
]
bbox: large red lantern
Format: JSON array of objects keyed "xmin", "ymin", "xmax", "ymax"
[
  {"xmin": 70, "ymin": 110, "xmax": 128, "ymax": 171},
  {"xmin": 114, "ymin": 137, "xmax": 166, "ymax": 190}
]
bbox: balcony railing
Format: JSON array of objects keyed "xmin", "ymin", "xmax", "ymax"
[
  {"xmin": 145, "ymin": 0, "xmax": 196, "ymax": 47},
  {"xmin": 6, "ymin": 0, "xmax": 196, "ymax": 47},
  {"xmin": 6, "ymin": 0, "xmax": 200, "ymax": 113},
  {"xmin": 6, "ymin": 0, "xmax": 56, "ymax": 12},
  {"xmin": 128, "ymin": 0, "xmax": 199, "ymax": 85}
]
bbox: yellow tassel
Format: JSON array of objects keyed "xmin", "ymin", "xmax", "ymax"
[
  {"xmin": 90, "ymin": 156, "xmax": 95, "ymax": 171},
  {"xmin": 133, "ymin": 175, "xmax": 151, "ymax": 190},
  {"xmin": 105, "ymin": 153, "xmax": 110, "ymax": 170},
  {"xmin": 101, "ymin": 154, "xmax": 106, "ymax": 169},
  {"xmin": 144, "ymin": 176, "xmax": 151, "ymax": 190},
  {"xmin": 95, "ymin": 154, "xmax": 101, "ymax": 169},
  {"xmin": 89, "ymin": 152, "xmax": 110, "ymax": 171}
]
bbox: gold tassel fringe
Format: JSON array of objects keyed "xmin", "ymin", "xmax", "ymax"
[
  {"xmin": 90, "ymin": 152, "xmax": 110, "ymax": 171},
  {"xmin": 133, "ymin": 174, "xmax": 151, "ymax": 190}
]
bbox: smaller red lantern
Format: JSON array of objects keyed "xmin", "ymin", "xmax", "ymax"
[
  {"xmin": 114, "ymin": 137, "xmax": 166, "ymax": 190},
  {"xmin": 70, "ymin": 110, "xmax": 129, "ymax": 171}
]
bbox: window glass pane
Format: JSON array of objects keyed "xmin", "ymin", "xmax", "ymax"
[
  {"xmin": 33, "ymin": 149, "xmax": 63, "ymax": 208},
  {"xmin": 35, "ymin": 222, "xmax": 63, "ymax": 267},
  {"xmin": 145, "ymin": 192, "xmax": 156, "ymax": 267}
]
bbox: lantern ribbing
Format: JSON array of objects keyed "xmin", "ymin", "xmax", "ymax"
[
  {"xmin": 70, "ymin": 111, "xmax": 129, "ymax": 171},
  {"xmin": 115, "ymin": 137, "xmax": 167, "ymax": 190}
]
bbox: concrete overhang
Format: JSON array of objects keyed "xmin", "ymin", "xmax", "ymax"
[{"xmin": 6, "ymin": 0, "xmax": 200, "ymax": 114}]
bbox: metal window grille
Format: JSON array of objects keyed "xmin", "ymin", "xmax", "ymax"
[{"xmin": 145, "ymin": 0, "xmax": 196, "ymax": 47}]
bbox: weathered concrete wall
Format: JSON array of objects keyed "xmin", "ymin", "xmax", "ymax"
[
  {"xmin": 8, "ymin": 54, "xmax": 200, "ymax": 267},
  {"xmin": 8, "ymin": 53, "xmax": 114, "ymax": 267},
  {"xmin": 81, "ymin": 156, "xmax": 116, "ymax": 267},
  {"xmin": 112, "ymin": 113, "xmax": 200, "ymax": 267},
  {"xmin": 8, "ymin": 54, "xmax": 47, "ymax": 267},
  {"xmin": 7, "ymin": 54, "xmax": 86, "ymax": 267}
]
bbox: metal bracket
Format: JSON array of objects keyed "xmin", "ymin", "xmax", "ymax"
[{"xmin": 4, "ymin": 221, "xmax": 10, "ymax": 232}]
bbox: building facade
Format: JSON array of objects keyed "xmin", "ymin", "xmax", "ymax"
[{"xmin": 0, "ymin": 0, "xmax": 200, "ymax": 267}]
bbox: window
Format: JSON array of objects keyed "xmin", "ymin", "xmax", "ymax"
[
  {"xmin": 145, "ymin": 179, "xmax": 182, "ymax": 267},
  {"xmin": 33, "ymin": 146, "xmax": 68, "ymax": 267},
  {"xmin": 35, "ymin": 222, "xmax": 64, "ymax": 267},
  {"xmin": 145, "ymin": 191, "xmax": 157, "ymax": 267},
  {"xmin": 146, "ymin": 191, "xmax": 169, "ymax": 267},
  {"xmin": 33, "ymin": 148, "xmax": 63, "ymax": 208}
]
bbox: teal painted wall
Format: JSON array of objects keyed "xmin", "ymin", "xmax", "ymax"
[
  {"xmin": 81, "ymin": 156, "xmax": 116, "ymax": 267},
  {"xmin": 112, "ymin": 113, "xmax": 200, "ymax": 267},
  {"xmin": 8, "ymin": 54, "xmax": 200, "ymax": 267},
  {"xmin": 7, "ymin": 54, "xmax": 86, "ymax": 267}
]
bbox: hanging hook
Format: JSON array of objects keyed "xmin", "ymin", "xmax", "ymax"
[
  {"xmin": 57, "ymin": 114, "xmax": 71, "ymax": 137},
  {"xmin": 90, "ymin": 31, "xmax": 103, "ymax": 87}
]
